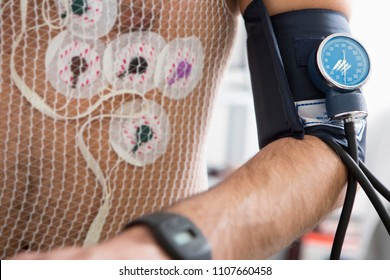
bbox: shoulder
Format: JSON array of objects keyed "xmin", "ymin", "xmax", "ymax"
[{"xmin": 224, "ymin": 0, "xmax": 241, "ymax": 16}]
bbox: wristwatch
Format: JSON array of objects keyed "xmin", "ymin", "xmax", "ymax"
[{"xmin": 123, "ymin": 212, "xmax": 212, "ymax": 260}]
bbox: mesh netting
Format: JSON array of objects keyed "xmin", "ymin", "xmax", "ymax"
[{"xmin": 0, "ymin": 0, "xmax": 237, "ymax": 258}]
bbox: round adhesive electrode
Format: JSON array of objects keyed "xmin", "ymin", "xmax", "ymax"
[
  {"xmin": 56, "ymin": 0, "xmax": 118, "ymax": 39},
  {"xmin": 103, "ymin": 32, "xmax": 166, "ymax": 95},
  {"xmin": 109, "ymin": 99, "xmax": 170, "ymax": 166},
  {"xmin": 46, "ymin": 31, "xmax": 107, "ymax": 99},
  {"xmin": 154, "ymin": 37, "xmax": 204, "ymax": 100}
]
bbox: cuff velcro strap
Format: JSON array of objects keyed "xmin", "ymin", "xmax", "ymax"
[{"xmin": 243, "ymin": 0, "xmax": 305, "ymax": 148}]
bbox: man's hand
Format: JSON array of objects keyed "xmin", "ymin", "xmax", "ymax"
[{"xmin": 10, "ymin": 226, "xmax": 170, "ymax": 260}]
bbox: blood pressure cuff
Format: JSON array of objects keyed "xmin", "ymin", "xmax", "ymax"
[{"xmin": 243, "ymin": 0, "xmax": 367, "ymax": 161}]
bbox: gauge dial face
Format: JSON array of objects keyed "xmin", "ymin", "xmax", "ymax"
[{"xmin": 317, "ymin": 34, "xmax": 370, "ymax": 90}]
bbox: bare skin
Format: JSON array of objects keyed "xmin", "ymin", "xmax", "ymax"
[
  {"xmin": 0, "ymin": 0, "xmax": 237, "ymax": 258},
  {"xmin": 3, "ymin": 0, "xmax": 351, "ymax": 259},
  {"xmin": 14, "ymin": 135, "xmax": 347, "ymax": 260}
]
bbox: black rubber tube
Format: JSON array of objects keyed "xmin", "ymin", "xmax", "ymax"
[
  {"xmin": 330, "ymin": 121, "xmax": 359, "ymax": 260},
  {"xmin": 359, "ymin": 161, "xmax": 390, "ymax": 202},
  {"xmin": 324, "ymin": 139, "xmax": 390, "ymax": 237}
]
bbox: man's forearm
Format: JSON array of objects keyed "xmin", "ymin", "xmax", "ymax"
[{"xmin": 168, "ymin": 136, "xmax": 347, "ymax": 259}]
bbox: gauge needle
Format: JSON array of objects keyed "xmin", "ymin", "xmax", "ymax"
[{"xmin": 342, "ymin": 49, "xmax": 347, "ymax": 84}]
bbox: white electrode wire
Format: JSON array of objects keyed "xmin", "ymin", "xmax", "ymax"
[
  {"xmin": 42, "ymin": 0, "xmax": 70, "ymax": 30},
  {"xmin": 78, "ymin": 100, "xmax": 149, "ymax": 245},
  {"xmin": 13, "ymin": 0, "xmax": 151, "ymax": 246},
  {"xmin": 11, "ymin": 22, "xmax": 139, "ymax": 121},
  {"xmin": 54, "ymin": 93, "xmax": 77, "ymax": 112},
  {"xmin": 77, "ymin": 115, "xmax": 111, "ymax": 246},
  {"xmin": 0, "ymin": 0, "xmax": 12, "ymax": 14},
  {"xmin": 11, "ymin": 0, "xmax": 73, "ymax": 120},
  {"xmin": 12, "ymin": 0, "xmax": 132, "ymax": 121},
  {"xmin": 11, "ymin": 39, "xmax": 139, "ymax": 121}
]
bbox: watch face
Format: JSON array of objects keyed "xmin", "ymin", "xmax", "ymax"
[{"xmin": 317, "ymin": 33, "xmax": 370, "ymax": 90}]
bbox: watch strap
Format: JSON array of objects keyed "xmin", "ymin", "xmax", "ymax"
[{"xmin": 123, "ymin": 212, "xmax": 212, "ymax": 260}]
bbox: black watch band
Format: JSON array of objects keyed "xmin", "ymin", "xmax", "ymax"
[{"xmin": 123, "ymin": 212, "xmax": 212, "ymax": 260}]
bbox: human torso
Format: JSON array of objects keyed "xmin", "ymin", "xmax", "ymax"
[{"xmin": 0, "ymin": 0, "xmax": 237, "ymax": 258}]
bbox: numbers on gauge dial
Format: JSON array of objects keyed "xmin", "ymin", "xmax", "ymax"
[{"xmin": 319, "ymin": 35, "xmax": 370, "ymax": 89}]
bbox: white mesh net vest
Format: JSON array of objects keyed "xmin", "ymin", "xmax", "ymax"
[{"xmin": 0, "ymin": 0, "xmax": 237, "ymax": 258}]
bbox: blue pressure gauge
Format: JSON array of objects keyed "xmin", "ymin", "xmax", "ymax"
[
  {"xmin": 308, "ymin": 33, "xmax": 370, "ymax": 120},
  {"xmin": 316, "ymin": 33, "xmax": 371, "ymax": 91}
]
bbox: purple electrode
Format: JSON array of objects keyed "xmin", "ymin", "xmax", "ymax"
[{"xmin": 168, "ymin": 60, "xmax": 192, "ymax": 86}]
